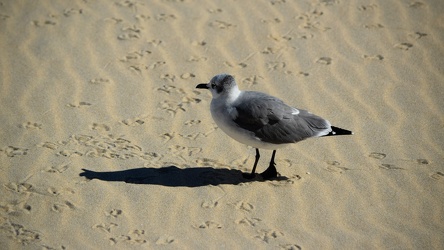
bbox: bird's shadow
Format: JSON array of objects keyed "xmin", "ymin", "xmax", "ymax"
[{"xmin": 79, "ymin": 166, "xmax": 288, "ymax": 187}]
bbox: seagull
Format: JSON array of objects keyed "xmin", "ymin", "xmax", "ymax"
[{"xmin": 196, "ymin": 74, "xmax": 353, "ymax": 180}]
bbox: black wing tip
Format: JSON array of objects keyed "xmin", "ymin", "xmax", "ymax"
[{"xmin": 325, "ymin": 126, "xmax": 354, "ymax": 136}]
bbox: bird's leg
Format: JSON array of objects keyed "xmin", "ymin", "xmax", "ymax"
[
  {"xmin": 243, "ymin": 148, "xmax": 260, "ymax": 179},
  {"xmin": 260, "ymin": 150, "xmax": 278, "ymax": 180},
  {"xmin": 251, "ymin": 148, "xmax": 260, "ymax": 175}
]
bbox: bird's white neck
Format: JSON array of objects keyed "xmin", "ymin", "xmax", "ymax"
[{"xmin": 225, "ymin": 86, "xmax": 241, "ymax": 103}]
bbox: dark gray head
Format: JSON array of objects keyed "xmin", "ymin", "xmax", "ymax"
[{"xmin": 196, "ymin": 74, "xmax": 240, "ymax": 99}]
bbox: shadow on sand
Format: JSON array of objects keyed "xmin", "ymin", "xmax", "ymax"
[{"xmin": 79, "ymin": 166, "xmax": 288, "ymax": 187}]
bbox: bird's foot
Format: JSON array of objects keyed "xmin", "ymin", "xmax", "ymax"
[{"xmin": 260, "ymin": 164, "xmax": 278, "ymax": 180}]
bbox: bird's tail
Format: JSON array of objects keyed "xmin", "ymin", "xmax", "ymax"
[{"xmin": 323, "ymin": 126, "xmax": 353, "ymax": 137}]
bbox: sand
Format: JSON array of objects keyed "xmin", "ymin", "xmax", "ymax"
[{"xmin": 1, "ymin": 0, "xmax": 443, "ymax": 249}]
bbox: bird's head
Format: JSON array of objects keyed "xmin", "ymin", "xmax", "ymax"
[{"xmin": 196, "ymin": 74, "xmax": 240, "ymax": 100}]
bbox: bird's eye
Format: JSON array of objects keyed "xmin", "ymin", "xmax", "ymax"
[{"xmin": 211, "ymin": 83, "xmax": 216, "ymax": 88}]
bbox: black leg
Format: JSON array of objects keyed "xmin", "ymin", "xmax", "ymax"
[
  {"xmin": 260, "ymin": 150, "xmax": 278, "ymax": 180},
  {"xmin": 242, "ymin": 148, "xmax": 260, "ymax": 179},
  {"xmin": 251, "ymin": 148, "xmax": 260, "ymax": 175}
]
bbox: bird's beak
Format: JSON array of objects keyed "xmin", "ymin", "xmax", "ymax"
[{"xmin": 196, "ymin": 83, "xmax": 209, "ymax": 89}]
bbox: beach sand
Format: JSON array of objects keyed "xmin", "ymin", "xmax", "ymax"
[{"xmin": 1, "ymin": 0, "xmax": 443, "ymax": 249}]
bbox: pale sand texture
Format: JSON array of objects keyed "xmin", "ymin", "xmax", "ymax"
[{"xmin": 1, "ymin": 0, "xmax": 443, "ymax": 249}]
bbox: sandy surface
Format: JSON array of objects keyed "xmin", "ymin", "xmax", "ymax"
[{"xmin": 1, "ymin": 0, "xmax": 443, "ymax": 249}]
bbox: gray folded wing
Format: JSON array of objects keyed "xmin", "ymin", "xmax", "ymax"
[{"xmin": 232, "ymin": 91, "xmax": 331, "ymax": 144}]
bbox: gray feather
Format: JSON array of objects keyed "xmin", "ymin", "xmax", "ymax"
[{"xmin": 232, "ymin": 91, "xmax": 331, "ymax": 144}]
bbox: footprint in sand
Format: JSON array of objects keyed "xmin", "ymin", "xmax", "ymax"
[
  {"xmin": 3, "ymin": 182, "xmax": 34, "ymax": 194},
  {"xmin": 363, "ymin": 54, "xmax": 384, "ymax": 61},
  {"xmin": 209, "ymin": 20, "xmax": 236, "ymax": 29},
  {"xmin": 270, "ymin": 0, "xmax": 287, "ymax": 6},
  {"xmin": 266, "ymin": 61, "xmax": 286, "ymax": 71},
  {"xmin": 155, "ymin": 235, "xmax": 175, "ymax": 245},
  {"xmin": 409, "ymin": 32, "xmax": 427, "ymax": 39},
  {"xmin": 0, "ymin": 222, "xmax": 41, "ymax": 245},
  {"xmin": 46, "ymin": 187, "xmax": 75, "ymax": 196},
  {"xmin": 267, "ymin": 33, "xmax": 293, "ymax": 43},
  {"xmin": 416, "ymin": 159, "xmax": 429, "ymax": 165},
  {"xmin": 234, "ymin": 201, "xmax": 255, "ymax": 212},
  {"xmin": 261, "ymin": 17, "xmax": 281, "ymax": 24},
  {"xmin": 195, "ymin": 158, "xmax": 231, "ymax": 169},
  {"xmin": 295, "ymin": 71, "xmax": 310, "ymax": 77},
  {"xmin": 242, "ymin": 75, "xmax": 263, "ymax": 87},
  {"xmin": 379, "ymin": 164, "xmax": 404, "ymax": 170},
  {"xmin": 42, "ymin": 134, "xmax": 150, "ymax": 161},
  {"xmin": 45, "ymin": 163, "xmax": 70, "ymax": 173},
  {"xmin": 2, "ymin": 146, "xmax": 28, "ymax": 157},
  {"xmin": 122, "ymin": 24, "xmax": 142, "ymax": 33},
  {"xmin": 106, "ymin": 209, "xmax": 122, "ymax": 218},
  {"xmin": 128, "ymin": 230, "xmax": 147, "ymax": 244},
  {"xmin": 115, "ymin": 0, "xmax": 144, "ymax": 8},
  {"xmin": 319, "ymin": 0, "xmax": 340, "ymax": 6},
  {"xmin": 179, "ymin": 132, "xmax": 205, "ymax": 140},
  {"xmin": 93, "ymin": 223, "xmax": 118, "ymax": 233},
  {"xmin": 148, "ymin": 61, "xmax": 166, "ymax": 70},
  {"xmin": 295, "ymin": 33, "xmax": 314, "ymax": 40},
  {"xmin": 159, "ymin": 132, "xmax": 175, "ymax": 143},
  {"xmin": 91, "ymin": 123, "xmax": 110, "ymax": 132},
  {"xmin": 299, "ymin": 21, "xmax": 330, "ymax": 31},
  {"xmin": 357, "ymin": 4, "xmax": 378, "ymax": 11},
  {"xmin": 147, "ymin": 39, "xmax": 162, "ymax": 47},
  {"xmin": 39, "ymin": 142, "xmax": 59, "ymax": 150},
  {"xmin": 184, "ymin": 119, "xmax": 201, "ymax": 126},
  {"xmin": 255, "ymin": 229, "xmax": 284, "ymax": 243},
  {"xmin": 180, "ymin": 73, "xmax": 196, "ymax": 79},
  {"xmin": 66, "ymin": 101, "xmax": 92, "ymax": 108},
  {"xmin": 363, "ymin": 23, "xmax": 384, "ymax": 29},
  {"xmin": 188, "ymin": 55, "xmax": 207, "ymax": 62},
  {"xmin": 108, "ymin": 230, "xmax": 147, "ymax": 245},
  {"xmin": 316, "ymin": 57, "xmax": 332, "ymax": 65},
  {"xmin": 224, "ymin": 61, "xmax": 248, "ymax": 69},
  {"xmin": 236, "ymin": 217, "xmax": 262, "ymax": 227},
  {"xmin": 63, "ymin": 8, "xmax": 83, "ymax": 17},
  {"xmin": 104, "ymin": 17, "xmax": 123, "ymax": 24},
  {"xmin": 109, "ymin": 235, "xmax": 130, "ymax": 246},
  {"xmin": 394, "ymin": 43, "xmax": 413, "ymax": 51},
  {"xmin": 197, "ymin": 221, "xmax": 222, "ymax": 229},
  {"xmin": 117, "ymin": 32, "xmax": 141, "ymax": 40},
  {"xmin": 156, "ymin": 84, "xmax": 186, "ymax": 95},
  {"xmin": 125, "ymin": 63, "xmax": 146, "ymax": 74},
  {"xmin": 122, "ymin": 115, "xmax": 148, "ymax": 126},
  {"xmin": 0, "ymin": 200, "xmax": 32, "ymax": 216},
  {"xmin": 201, "ymin": 200, "xmax": 219, "ymax": 209},
  {"xmin": 32, "ymin": 19, "xmax": 56, "ymax": 27},
  {"xmin": 155, "ymin": 13, "xmax": 176, "ymax": 22},
  {"xmin": 19, "ymin": 122, "xmax": 42, "ymax": 129},
  {"xmin": 1, "ymin": 14, "xmax": 10, "ymax": 20},
  {"xmin": 430, "ymin": 172, "xmax": 444, "ymax": 180},
  {"xmin": 409, "ymin": 2, "xmax": 425, "ymax": 8},
  {"xmin": 160, "ymin": 74, "xmax": 176, "ymax": 82},
  {"xmin": 279, "ymin": 244, "xmax": 302, "ymax": 250},
  {"xmin": 120, "ymin": 50, "xmax": 151, "ymax": 62},
  {"xmin": 267, "ymin": 174, "xmax": 302, "ymax": 186},
  {"xmin": 369, "ymin": 152, "xmax": 386, "ymax": 159},
  {"xmin": 90, "ymin": 78, "xmax": 110, "ymax": 84},
  {"xmin": 191, "ymin": 40, "xmax": 206, "ymax": 46},
  {"xmin": 168, "ymin": 145, "xmax": 202, "ymax": 161},
  {"xmin": 57, "ymin": 149, "xmax": 83, "ymax": 157},
  {"xmin": 326, "ymin": 161, "xmax": 351, "ymax": 173},
  {"xmin": 51, "ymin": 201, "xmax": 76, "ymax": 213},
  {"xmin": 207, "ymin": 8, "xmax": 223, "ymax": 14}
]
